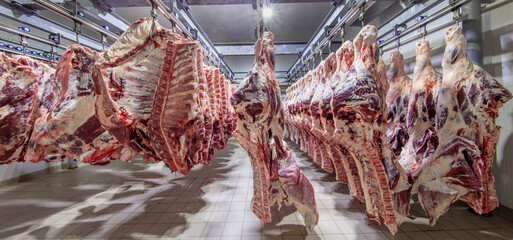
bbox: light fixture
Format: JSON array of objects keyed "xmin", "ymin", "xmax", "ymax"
[
  {"xmin": 7, "ymin": 45, "xmax": 14, "ymax": 49},
  {"xmin": 19, "ymin": 26, "xmax": 30, "ymax": 32},
  {"xmin": 15, "ymin": 47, "xmax": 23, "ymax": 51},
  {"xmin": 416, "ymin": 15, "xmax": 426, "ymax": 22},
  {"xmin": 25, "ymin": 49, "xmax": 31, "ymax": 53},
  {"xmin": 262, "ymin": 7, "xmax": 273, "ymax": 19},
  {"xmin": 102, "ymin": 25, "xmax": 110, "ymax": 31},
  {"xmin": 77, "ymin": 11, "xmax": 85, "ymax": 17},
  {"xmin": 0, "ymin": 42, "xmax": 4, "ymax": 47},
  {"xmin": 31, "ymin": 51, "xmax": 37, "ymax": 55},
  {"xmin": 38, "ymin": 52, "xmax": 44, "ymax": 57}
]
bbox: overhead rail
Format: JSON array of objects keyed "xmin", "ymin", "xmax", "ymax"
[
  {"xmin": 147, "ymin": 0, "xmax": 234, "ymax": 80},
  {"xmin": 0, "ymin": 22, "xmax": 66, "ymax": 49},
  {"xmin": 0, "ymin": 2, "xmax": 104, "ymax": 50},
  {"xmin": 0, "ymin": 21, "xmax": 67, "ymax": 61},
  {"xmin": 287, "ymin": 0, "xmax": 374, "ymax": 82},
  {"xmin": 0, "ymin": 44, "xmax": 51, "ymax": 61},
  {"xmin": 31, "ymin": 0, "xmax": 119, "ymax": 41},
  {"xmin": 377, "ymin": 0, "xmax": 470, "ymax": 51}
]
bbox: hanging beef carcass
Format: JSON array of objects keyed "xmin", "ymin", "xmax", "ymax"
[
  {"xmin": 0, "ymin": 55, "xmax": 40, "ymax": 164},
  {"xmin": 24, "ymin": 45, "xmax": 137, "ymax": 165},
  {"xmin": 331, "ymin": 26, "xmax": 409, "ymax": 234},
  {"xmin": 231, "ymin": 32, "xmax": 319, "ymax": 231},
  {"xmin": 386, "ymin": 50, "xmax": 412, "ymax": 156},
  {"xmin": 12, "ymin": 55, "xmax": 59, "ymax": 120},
  {"xmin": 399, "ymin": 40, "xmax": 440, "ymax": 177},
  {"xmin": 92, "ymin": 18, "xmax": 215, "ymax": 174},
  {"xmin": 309, "ymin": 56, "xmax": 335, "ymax": 173},
  {"xmin": 412, "ymin": 26, "xmax": 512, "ymax": 225},
  {"xmin": 0, "ymin": 53, "xmax": 63, "ymax": 164},
  {"xmin": 321, "ymin": 41, "xmax": 366, "ymax": 201}
]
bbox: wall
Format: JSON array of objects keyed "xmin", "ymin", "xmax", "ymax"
[
  {"xmin": 379, "ymin": 1, "xmax": 513, "ymax": 210},
  {"xmin": 0, "ymin": 162, "xmax": 62, "ymax": 185},
  {"xmin": 482, "ymin": 2, "xmax": 513, "ymax": 210}
]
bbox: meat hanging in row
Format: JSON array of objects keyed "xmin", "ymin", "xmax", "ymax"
[
  {"xmin": 408, "ymin": 26, "xmax": 512, "ymax": 225},
  {"xmin": 231, "ymin": 32, "xmax": 319, "ymax": 232},
  {"xmin": 0, "ymin": 17, "xmax": 236, "ymax": 174},
  {"xmin": 284, "ymin": 25, "xmax": 512, "ymax": 234},
  {"xmin": 284, "ymin": 26, "xmax": 410, "ymax": 234}
]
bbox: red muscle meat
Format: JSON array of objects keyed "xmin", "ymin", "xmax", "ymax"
[
  {"xmin": 24, "ymin": 45, "xmax": 137, "ymax": 165},
  {"xmin": 399, "ymin": 40, "xmax": 440, "ymax": 177},
  {"xmin": 231, "ymin": 32, "xmax": 319, "ymax": 231},
  {"xmin": 386, "ymin": 50, "xmax": 412, "ymax": 157},
  {"xmin": 0, "ymin": 55, "xmax": 39, "ymax": 164},
  {"xmin": 412, "ymin": 26, "xmax": 512, "ymax": 225}
]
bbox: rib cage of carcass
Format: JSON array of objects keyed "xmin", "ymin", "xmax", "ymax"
[
  {"xmin": 1, "ymin": 18, "xmax": 236, "ymax": 174},
  {"xmin": 285, "ymin": 24, "xmax": 512, "ymax": 234},
  {"xmin": 231, "ymin": 31, "xmax": 319, "ymax": 232}
]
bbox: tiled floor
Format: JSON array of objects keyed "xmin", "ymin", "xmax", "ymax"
[{"xmin": 1, "ymin": 139, "xmax": 513, "ymax": 239}]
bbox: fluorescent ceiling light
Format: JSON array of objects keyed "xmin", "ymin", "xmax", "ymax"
[{"xmin": 263, "ymin": 7, "xmax": 273, "ymax": 19}]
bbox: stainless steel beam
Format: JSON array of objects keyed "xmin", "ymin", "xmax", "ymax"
[
  {"xmin": 377, "ymin": 0, "xmax": 470, "ymax": 49},
  {"xmin": 376, "ymin": 0, "xmax": 443, "ymax": 38},
  {"xmin": 0, "ymin": 46, "xmax": 51, "ymax": 61},
  {"xmin": 69, "ymin": 3, "xmax": 130, "ymax": 33},
  {"xmin": 0, "ymin": 2, "xmax": 104, "ymax": 50},
  {"xmin": 216, "ymin": 43, "xmax": 306, "ymax": 56},
  {"xmin": 30, "ymin": 0, "xmax": 119, "ymax": 40},
  {"xmin": 287, "ymin": 0, "xmax": 373, "ymax": 80},
  {"xmin": 0, "ymin": 21, "xmax": 66, "ymax": 49}
]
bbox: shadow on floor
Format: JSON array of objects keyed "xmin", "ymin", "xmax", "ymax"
[{"xmin": 0, "ymin": 141, "xmax": 238, "ymax": 239}]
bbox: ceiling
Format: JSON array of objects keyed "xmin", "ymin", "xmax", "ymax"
[{"xmin": 189, "ymin": 3, "xmax": 332, "ymax": 44}]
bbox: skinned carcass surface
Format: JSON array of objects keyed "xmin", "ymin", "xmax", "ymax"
[
  {"xmin": 321, "ymin": 41, "xmax": 365, "ymax": 201},
  {"xmin": 0, "ymin": 55, "xmax": 39, "ymax": 164},
  {"xmin": 330, "ymin": 26, "xmax": 409, "ymax": 234},
  {"xmin": 92, "ymin": 17, "xmax": 221, "ymax": 174},
  {"xmin": 231, "ymin": 32, "xmax": 319, "ymax": 231},
  {"xmin": 386, "ymin": 50, "xmax": 412, "ymax": 156},
  {"xmin": 92, "ymin": 18, "xmax": 178, "ymax": 165},
  {"xmin": 24, "ymin": 45, "xmax": 137, "ymax": 165},
  {"xmin": 412, "ymin": 26, "xmax": 512, "ymax": 225},
  {"xmin": 399, "ymin": 40, "xmax": 440, "ymax": 177}
]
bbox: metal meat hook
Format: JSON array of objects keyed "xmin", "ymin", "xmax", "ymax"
[{"xmin": 150, "ymin": 0, "xmax": 158, "ymax": 42}]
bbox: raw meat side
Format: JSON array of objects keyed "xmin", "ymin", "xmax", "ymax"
[
  {"xmin": 330, "ymin": 26, "xmax": 409, "ymax": 234},
  {"xmin": 0, "ymin": 55, "xmax": 39, "ymax": 164},
  {"xmin": 231, "ymin": 32, "xmax": 319, "ymax": 231},
  {"xmin": 12, "ymin": 55, "xmax": 59, "ymax": 120},
  {"xmin": 148, "ymin": 40, "xmax": 205, "ymax": 174},
  {"xmin": 24, "ymin": 45, "xmax": 137, "ymax": 165},
  {"xmin": 92, "ymin": 18, "xmax": 179, "ymax": 164},
  {"xmin": 412, "ymin": 26, "xmax": 512, "ymax": 225},
  {"xmin": 386, "ymin": 50, "xmax": 412, "ymax": 157},
  {"xmin": 322, "ymin": 41, "xmax": 364, "ymax": 201},
  {"xmin": 399, "ymin": 40, "xmax": 440, "ymax": 177}
]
